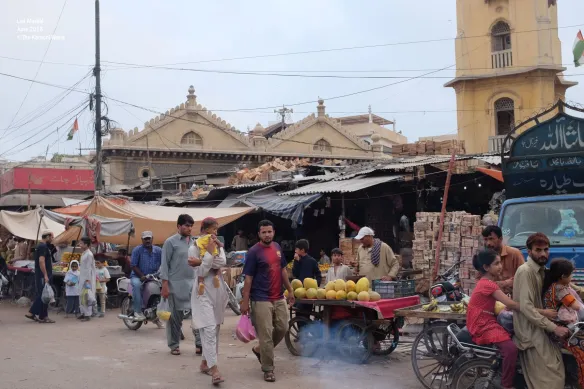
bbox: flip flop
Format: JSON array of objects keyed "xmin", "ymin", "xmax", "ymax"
[
  {"xmin": 212, "ymin": 375, "xmax": 224, "ymax": 385},
  {"xmin": 25, "ymin": 314, "xmax": 38, "ymax": 322},
  {"xmin": 171, "ymin": 348, "xmax": 181, "ymax": 356},
  {"xmin": 264, "ymin": 372, "xmax": 275, "ymax": 382}
]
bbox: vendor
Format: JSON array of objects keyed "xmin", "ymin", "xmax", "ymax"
[
  {"xmin": 352, "ymin": 227, "xmax": 399, "ymax": 282},
  {"xmin": 231, "ymin": 230, "xmax": 249, "ymax": 251},
  {"xmin": 10, "ymin": 237, "xmax": 30, "ymax": 264}
]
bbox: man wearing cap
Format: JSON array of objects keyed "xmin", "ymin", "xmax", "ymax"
[
  {"xmin": 352, "ymin": 227, "xmax": 400, "ymax": 282},
  {"xmin": 130, "ymin": 231, "xmax": 163, "ymax": 322}
]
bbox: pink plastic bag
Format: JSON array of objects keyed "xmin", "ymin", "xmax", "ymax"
[{"xmin": 235, "ymin": 315, "xmax": 257, "ymax": 343}]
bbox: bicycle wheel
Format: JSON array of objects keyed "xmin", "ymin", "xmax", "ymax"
[
  {"xmin": 450, "ymin": 359, "xmax": 498, "ymax": 389},
  {"xmin": 411, "ymin": 325, "xmax": 456, "ymax": 389},
  {"xmin": 285, "ymin": 316, "xmax": 321, "ymax": 357}
]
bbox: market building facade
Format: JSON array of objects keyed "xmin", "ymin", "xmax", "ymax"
[
  {"xmin": 446, "ymin": 0, "xmax": 576, "ymax": 154},
  {"xmin": 102, "ymin": 86, "xmax": 405, "ymax": 187}
]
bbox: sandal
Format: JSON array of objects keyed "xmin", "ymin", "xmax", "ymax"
[
  {"xmin": 264, "ymin": 372, "xmax": 276, "ymax": 382},
  {"xmin": 252, "ymin": 347, "xmax": 261, "ymax": 363},
  {"xmin": 38, "ymin": 318, "xmax": 55, "ymax": 324},
  {"xmin": 25, "ymin": 314, "xmax": 38, "ymax": 322},
  {"xmin": 212, "ymin": 374, "xmax": 224, "ymax": 385},
  {"xmin": 171, "ymin": 348, "xmax": 181, "ymax": 356}
]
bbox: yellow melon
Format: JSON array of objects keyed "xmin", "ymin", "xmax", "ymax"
[
  {"xmin": 346, "ymin": 280, "xmax": 356, "ymax": 293},
  {"xmin": 369, "ymin": 291, "xmax": 381, "ymax": 302},
  {"xmin": 316, "ymin": 288, "xmax": 327, "ymax": 299},
  {"xmin": 306, "ymin": 288, "xmax": 318, "ymax": 299},
  {"xmin": 294, "ymin": 288, "xmax": 307, "ymax": 299},
  {"xmin": 325, "ymin": 281, "xmax": 336, "ymax": 292},
  {"xmin": 291, "ymin": 279, "xmax": 303, "ymax": 290},
  {"xmin": 347, "ymin": 291, "xmax": 358, "ymax": 301},
  {"xmin": 284, "ymin": 290, "xmax": 289, "ymax": 298},
  {"xmin": 336, "ymin": 290, "xmax": 347, "ymax": 300},
  {"xmin": 356, "ymin": 278, "xmax": 370, "ymax": 293},
  {"xmin": 358, "ymin": 291, "xmax": 370, "ymax": 302},
  {"xmin": 494, "ymin": 301, "xmax": 506, "ymax": 316},
  {"xmin": 334, "ymin": 279, "xmax": 346, "ymax": 292},
  {"xmin": 326, "ymin": 290, "xmax": 337, "ymax": 300},
  {"xmin": 304, "ymin": 278, "xmax": 318, "ymax": 290}
]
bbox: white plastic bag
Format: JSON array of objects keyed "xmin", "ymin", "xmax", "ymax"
[
  {"xmin": 157, "ymin": 298, "xmax": 171, "ymax": 321},
  {"xmin": 41, "ymin": 282, "xmax": 55, "ymax": 304},
  {"xmin": 86, "ymin": 289, "xmax": 96, "ymax": 306}
]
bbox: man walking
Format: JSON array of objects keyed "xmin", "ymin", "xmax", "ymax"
[
  {"xmin": 160, "ymin": 214, "xmax": 199, "ymax": 356},
  {"xmin": 353, "ymin": 227, "xmax": 399, "ymax": 282},
  {"xmin": 25, "ymin": 230, "xmax": 55, "ymax": 323},
  {"xmin": 130, "ymin": 231, "xmax": 163, "ymax": 327},
  {"xmin": 513, "ymin": 233, "xmax": 569, "ymax": 389},
  {"xmin": 78, "ymin": 237, "xmax": 96, "ymax": 322},
  {"xmin": 241, "ymin": 220, "xmax": 294, "ymax": 383},
  {"xmin": 480, "ymin": 225, "xmax": 524, "ymax": 294}
]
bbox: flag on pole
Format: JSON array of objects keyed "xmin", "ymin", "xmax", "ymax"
[
  {"xmin": 573, "ymin": 30, "xmax": 584, "ymax": 67},
  {"xmin": 66, "ymin": 118, "xmax": 79, "ymax": 141}
]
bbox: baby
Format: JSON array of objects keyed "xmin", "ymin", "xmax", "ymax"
[{"xmin": 196, "ymin": 218, "xmax": 223, "ymax": 295}]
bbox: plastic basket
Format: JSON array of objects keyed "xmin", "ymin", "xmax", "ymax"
[{"xmin": 372, "ymin": 280, "xmax": 416, "ymax": 299}]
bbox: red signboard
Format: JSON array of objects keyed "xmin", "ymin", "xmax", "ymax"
[{"xmin": 0, "ymin": 168, "xmax": 94, "ymax": 194}]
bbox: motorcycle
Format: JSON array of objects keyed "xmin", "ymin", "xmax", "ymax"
[
  {"xmin": 430, "ymin": 258, "xmax": 466, "ymax": 302},
  {"xmin": 117, "ymin": 273, "xmax": 162, "ymax": 330},
  {"xmin": 447, "ymin": 323, "xmax": 583, "ymax": 389}
]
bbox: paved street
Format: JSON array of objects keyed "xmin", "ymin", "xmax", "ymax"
[{"xmin": 0, "ymin": 304, "xmax": 421, "ymax": 389}]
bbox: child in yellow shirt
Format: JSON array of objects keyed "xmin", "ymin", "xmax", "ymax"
[{"xmin": 196, "ymin": 218, "xmax": 222, "ymax": 295}]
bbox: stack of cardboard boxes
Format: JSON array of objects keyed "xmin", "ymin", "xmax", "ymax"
[
  {"xmin": 392, "ymin": 140, "xmax": 466, "ymax": 157},
  {"xmin": 412, "ymin": 211, "xmax": 483, "ymax": 294}
]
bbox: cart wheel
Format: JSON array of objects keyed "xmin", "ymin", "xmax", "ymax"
[
  {"xmin": 411, "ymin": 325, "xmax": 456, "ymax": 389},
  {"xmin": 370, "ymin": 320, "xmax": 400, "ymax": 356},
  {"xmin": 336, "ymin": 320, "xmax": 374, "ymax": 364},
  {"xmin": 285, "ymin": 316, "xmax": 321, "ymax": 357}
]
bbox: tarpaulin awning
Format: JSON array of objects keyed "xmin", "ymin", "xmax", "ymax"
[
  {"xmin": 52, "ymin": 197, "xmax": 126, "ymax": 216},
  {"xmin": 42, "ymin": 209, "xmax": 135, "ymax": 240},
  {"xmin": 53, "ymin": 196, "xmax": 253, "ymax": 245},
  {"xmin": 0, "ymin": 208, "xmax": 65, "ymax": 240},
  {"xmin": 239, "ymin": 193, "xmax": 321, "ymax": 225},
  {"xmin": 476, "ymin": 167, "xmax": 504, "ymax": 182}
]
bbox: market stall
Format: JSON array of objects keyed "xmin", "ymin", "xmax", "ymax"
[{"xmin": 0, "ymin": 208, "xmax": 65, "ymax": 240}]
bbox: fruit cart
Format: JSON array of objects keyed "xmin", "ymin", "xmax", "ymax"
[
  {"xmin": 285, "ymin": 295, "xmax": 419, "ymax": 364},
  {"xmin": 394, "ymin": 302, "xmax": 467, "ymax": 389}
]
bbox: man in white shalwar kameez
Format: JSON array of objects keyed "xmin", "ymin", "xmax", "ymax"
[
  {"xmin": 190, "ymin": 237, "xmax": 228, "ymax": 384},
  {"xmin": 78, "ymin": 237, "xmax": 96, "ymax": 322}
]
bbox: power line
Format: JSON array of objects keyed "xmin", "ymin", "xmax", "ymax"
[{"xmin": 0, "ymin": 0, "xmax": 69, "ymax": 140}]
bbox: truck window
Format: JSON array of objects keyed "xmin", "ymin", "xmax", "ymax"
[{"xmin": 500, "ymin": 200, "xmax": 584, "ymax": 247}]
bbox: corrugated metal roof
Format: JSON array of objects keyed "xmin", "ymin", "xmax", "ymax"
[
  {"xmin": 280, "ymin": 175, "xmax": 404, "ymax": 196},
  {"xmin": 474, "ymin": 155, "xmax": 501, "ymax": 166}
]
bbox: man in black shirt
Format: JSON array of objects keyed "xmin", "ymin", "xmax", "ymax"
[
  {"xmin": 292, "ymin": 239, "xmax": 322, "ymax": 286},
  {"xmin": 25, "ymin": 230, "xmax": 55, "ymax": 323}
]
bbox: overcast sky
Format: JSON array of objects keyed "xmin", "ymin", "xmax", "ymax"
[{"xmin": 1, "ymin": 0, "xmax": 584, "ymax": 161}]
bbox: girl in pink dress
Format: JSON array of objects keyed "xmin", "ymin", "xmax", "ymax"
[{"xmin": 467, "ymin": 249, "xmax": 520, "ymax": 389}]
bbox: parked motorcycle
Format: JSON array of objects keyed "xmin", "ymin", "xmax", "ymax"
[
  {"xmin": 430, "ymin": 258, "xmax": 466, "ymax": 302},
  {"xmin": 447, "ymin": 323, "xmax": 583, "ymax": 389},
  {"xmin": 117, "ymin": 273, "xmax": 162, "ymax": 330}
]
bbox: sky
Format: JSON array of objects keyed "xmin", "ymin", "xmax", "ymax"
[{"xmin": 1, "ymin": 0, "xmax": 584, "ymax": 161}]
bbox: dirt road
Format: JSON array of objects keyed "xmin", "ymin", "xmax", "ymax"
[{"xmin": 0, "ymin": 304, "xmax": 421, "ymax": 389}]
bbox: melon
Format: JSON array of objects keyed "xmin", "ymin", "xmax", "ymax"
[
  {"xmin": 358, "ymin": 291, "xmax": 370, "ymax": 302},
  {"xmin": 356, "ymin": 277, "xmax": 370, "ymax": 294},
  {"xmin": 326, "ymin": 290, "xmax": 337, "ymax": 300},
  {"xmin": 306, "ymin": 288, "xmax": 318, "ymax": 299},
  {"xmin": 494, "ymin": 301, "xmax": 506, "ymax": 316},
  {"xmin": 304, "ymin": 278, "xmax": 318, "ymax": 290},
  {"xmin": 336, "ymin": 290, "xmax": 347, "ymax": 300},
  {"xmin": 291, "ymin": 279, "xmax": 303, "ymax": 290},
  {"xmin": 294, "ymin": 288, "xmax": 307, "ymax": 299},
  {"xmin": 284, "ymin": 290, "xmax": 289, "ymax": 298},
  {"xmin": 369, "ymin": 291, "xmax": 381, "ymax": 302},
  {"xmin": 334, "ymin": 279, "xmax": 346, "ymax": 292},
  {"xmin": 325, "ymin": 281, "xmax": 336, "ymax": 292},
  {"xmin": 317, "ymin": 288, "xmax": 327, "ymax": 299},
  {"xmin": 347, "ymin": 291, "xmax": 358, "ymax": 301},
  {"xmin": 346, "ymin": 280, "xmax": 356, "ymax": 293}
]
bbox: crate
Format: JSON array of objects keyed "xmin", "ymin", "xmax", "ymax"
[{"xmin": 372, "ymin": 280, "xmax": 416, "ymax": 299}]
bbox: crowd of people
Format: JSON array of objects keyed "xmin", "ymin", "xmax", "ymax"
[{"xmin": 467, "ymin": 226, "xmax": 584, "ymax": 389}]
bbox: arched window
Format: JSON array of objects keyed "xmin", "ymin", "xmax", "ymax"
[
  {"xmin": 313, "ymin": 139, "xmax": 332, "ymax": 153},
  {"xmin": 495, "ymin": 98, "xmax": 515, "ymax": 135},
  {"xmin": 180, "ymin": 131, "xmax": 203, "ymax": 146},
  {"xmin": 491, "ymin": 21, "xmax": 512, "ymax": 68}
]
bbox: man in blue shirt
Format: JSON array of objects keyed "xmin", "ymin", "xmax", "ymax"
[{"xmin": 131, "ymin": 231, "xmax": 162, "ymax": 321}]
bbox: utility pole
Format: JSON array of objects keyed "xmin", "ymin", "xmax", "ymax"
[
  {"xmin": 274, "ymin": 105, "xmax": 293, "ymax": 130},
  {"xmin": 94, "ymin": 0, "xmax": 103, "ymax": 192}
]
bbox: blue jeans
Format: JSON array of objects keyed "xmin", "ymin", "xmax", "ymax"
[{"xmin": 131, "ymin": 277, "xmax": 143, "ymax": 314}]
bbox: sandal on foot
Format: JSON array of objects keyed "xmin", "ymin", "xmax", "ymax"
[
  {"xmin": 171, "ymin": 348, "xmax": 181, "ymax": 356},
  {"xmin": 25, "ymin": 314, "xmax": 37, "ymax": 322},
  {"xmin": 252, "ymin": 348, "xmax": 261, "ymax": 363},
  {"xmin": 212, "ymin": 374, "xmax": 224, "ymax": 385},
  {"xmin": 264, "ymin": 372, "xmax": 276, "ymax": 382}
]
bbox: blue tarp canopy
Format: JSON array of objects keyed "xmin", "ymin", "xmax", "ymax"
[{"xmin": 240, "ymin": 192, "xmax": 321, "ymax": 225}]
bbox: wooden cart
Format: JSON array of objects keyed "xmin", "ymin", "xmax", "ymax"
[
  {"xmin": 286, "ymin": 296, "xmax": 419, "ymax": 364},
  {"xmin": 394, "ymin": 303, "xmax": 467, "ymax": 389}
]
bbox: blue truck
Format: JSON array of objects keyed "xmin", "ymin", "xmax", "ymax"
[{"xmin": 500, "ymin": 101, "xmax": 584, "ymax": 284}]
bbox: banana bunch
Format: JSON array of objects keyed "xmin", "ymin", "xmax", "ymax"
[
  {"xmin": 422, "ymin": 299, "xmax": 439, "ymax": 312},
  {"xmin": 450, "ymin": 303, "xmax": 466, "ymax": 314}
]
